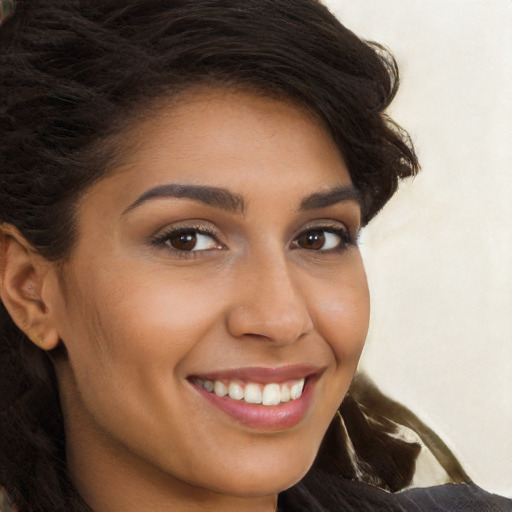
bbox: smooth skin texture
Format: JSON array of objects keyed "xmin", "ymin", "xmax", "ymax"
[{"xmin": 0, "ymin": 90, "xmax": 370, "ymax": 512}]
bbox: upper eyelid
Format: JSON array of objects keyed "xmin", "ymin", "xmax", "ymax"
[
  {"xmin": 298, "ymin": 220, "xmax": 348, "ymax": 229},
  {"xmin": 294, "ymin": 220, "xmax": 354, "ymax": 237},
  {"xmin": 150, "ymin": 222, "xmax": 221, "ymax": 240}
]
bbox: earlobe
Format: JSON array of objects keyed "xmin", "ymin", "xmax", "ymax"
[{"xmin": 0, "ymin": 224, "xmax": 60, "ymax": 351}]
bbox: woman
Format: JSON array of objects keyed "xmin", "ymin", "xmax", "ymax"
[{"xmin": 0, "ymin": 1, "xmax": 510, "ymax": 511}]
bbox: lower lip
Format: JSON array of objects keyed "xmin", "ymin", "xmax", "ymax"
[{"xmin": 190, "ymin": 379, "xmax": 316, "ymax": 431}]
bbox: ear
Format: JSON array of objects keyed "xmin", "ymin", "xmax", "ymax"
[{"xmin": 0, "ymin": 224, "xmax": 60, "ymax": 350}]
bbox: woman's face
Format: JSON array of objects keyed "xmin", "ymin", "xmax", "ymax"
[{"xmin": 50, "ymin": 89, "xmax": 370, "ymax": 507}]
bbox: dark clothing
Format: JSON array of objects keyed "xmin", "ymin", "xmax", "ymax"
[{"xmin": 278, "ymin": 472, "xmax": 512, "ymax": 512}]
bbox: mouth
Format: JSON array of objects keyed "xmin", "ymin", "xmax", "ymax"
[
  {"xmin": 190, "ymin": 377, "xmax": 306, "ymax": 406},
  {"xmin": 187, "ymin": 365, "xmax": 322, "ymax": 431}
]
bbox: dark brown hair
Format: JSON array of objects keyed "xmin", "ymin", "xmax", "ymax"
[{"xmin": 0, "ymin": 1, "xmax": 419, "ymax": 510}]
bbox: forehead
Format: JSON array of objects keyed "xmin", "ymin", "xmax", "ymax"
[
  {"xmin": 78, "ymin": 88, "xmax": 353, "ymax": 222},
  {"xmin": 114, "ymin": 88, "xmax": 348, "ymax": 184}
]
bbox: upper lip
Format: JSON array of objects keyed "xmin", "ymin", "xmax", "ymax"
[{"xmin": 189, "ymin": 364, "xmax": 324, "ymax": 384}]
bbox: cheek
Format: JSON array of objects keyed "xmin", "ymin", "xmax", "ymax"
[
  {"xmin": 54, "ymin": 265, "xmax": 227, "ymax": 448},
  {"xmin": 64, "ymin": 267, "xmax": 223, "ymax": 372},
  {"xmin": 312, "ymin": 259, "xmax": 370, "ymax": 363}
]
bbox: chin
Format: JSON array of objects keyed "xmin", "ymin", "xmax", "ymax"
[
  {"xmin": 211, "ymin": 470, "xmax": 307, "ymax": 499},
  {"xmin": 202, "ymin": 442, "xmax": 318, "ymax": 498}
]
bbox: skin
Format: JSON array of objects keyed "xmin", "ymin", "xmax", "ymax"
[{"xmin": 0, "ymin": 89, "xmax": 370, "ymax": 511}]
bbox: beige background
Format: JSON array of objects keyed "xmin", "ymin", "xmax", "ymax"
[{"xmin": 324, "ymin": 0, "xmax": 512, "ymax": 497}]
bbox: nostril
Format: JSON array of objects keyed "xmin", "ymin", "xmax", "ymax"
[{"xmin": 225, "ymin": 304, "xmax": 313, "ymax": 345}]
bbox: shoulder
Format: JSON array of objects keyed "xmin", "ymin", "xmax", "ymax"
[
  {"xmin": 397, "ymin": 484, "xmax": 512, "ymax": 512},
  {"xmin": 279, "ymin": 475, "xmax": 512, "ymax": 512}
]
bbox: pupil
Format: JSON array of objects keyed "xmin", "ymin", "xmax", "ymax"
[
  {"xmin": 300, "ymin": 230, "xmax": 325, "ymax": 250},
  {"xmin": 171, "ymin": 232, "xmax": 197, "ymax": 250}
]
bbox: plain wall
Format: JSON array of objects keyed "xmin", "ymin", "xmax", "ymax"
[{"xmin": 323, "ymin": 0, "xmax": 512, "ymax": 497}]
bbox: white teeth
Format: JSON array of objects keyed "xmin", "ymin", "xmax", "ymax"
[
  {"xmin": 228, "ymin": 381, "xmax": 244, "ymax": 400},
  {"xmin": 290, "ymin": 379, "xmax": 305, "ymax": 400},
  {"xmin": 244, "ymin": 383, "xmax": 262, "ymax": 404},
  {"xmin": 262, "ymin": 383, "xmax": 281, "ymax": 406},
  {"xmin": 214, "ymin": 380, "xmax": 227, "ymax": 397},
  {"xmin": 280, "ymin": 383, "xmax": 291, "ymax": 403},
  {"xmin": 198, "ymin": 377, "xmax": 306, "ymax": 405}
]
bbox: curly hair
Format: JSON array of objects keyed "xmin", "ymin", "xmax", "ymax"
[{"xmin": 0, "ymin": 1, "xmax": 419, "ymax": 510}]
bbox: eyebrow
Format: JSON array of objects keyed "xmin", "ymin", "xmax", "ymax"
[
  {"xmin": 298, "ymin": 185, "xmax": 361, "ymax": 211},
  {"xmin": 123, "ymin": 183, "xmax": 361, "ymax": 215},
  {"xmin": 123, "ymin": 184, "xmax": 246, "ymax": 215}
]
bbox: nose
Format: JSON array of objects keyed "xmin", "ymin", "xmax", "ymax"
[{"xmin": 225, "ymin": 253, "xmax": 314, "ymax": 346}]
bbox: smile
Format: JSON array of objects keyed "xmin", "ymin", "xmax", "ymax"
[
  {"xmin": 191, "ymin": 377, "xmax": 305, "ymax": 406},
  {"xmin": 188, "ymin": 365, "xmax": 321, "ymax": 430}
]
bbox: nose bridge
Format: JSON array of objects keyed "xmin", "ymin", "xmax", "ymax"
[{"xmin": 226, "ymin": 246, "xmax": 314, "ymax": 345}]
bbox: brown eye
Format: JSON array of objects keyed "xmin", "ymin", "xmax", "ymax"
[
  {"xmin": 168, "ymin": 231, "xmax": 198, "ymax": 251},
  {"xmin": 293, "ymin": 228, "xmax": 350, "ymax": 251},
  {"xmin": 296, "ymin": 230, "xmax": 327, "ymax": 250},
  {"xmin": 155, "ymin": 229, "xmax": 220, "ymax": 252}
]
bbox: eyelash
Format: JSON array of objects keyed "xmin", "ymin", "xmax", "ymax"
[
  {"xmin": 292, "ymin": 225, "xmax": 356, "ymax": 253},
  {"xmin": 150, "ymin": 223, "xmax": 357, "ymax": 257},
  {"xmin": 150, "ymin": 226, "xmax": 223, "ymax": 258}
]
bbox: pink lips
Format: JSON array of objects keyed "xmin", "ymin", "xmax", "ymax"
[{"xmin": 188, "ymin": 364, "xmax": 322, "ymax": 431}]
